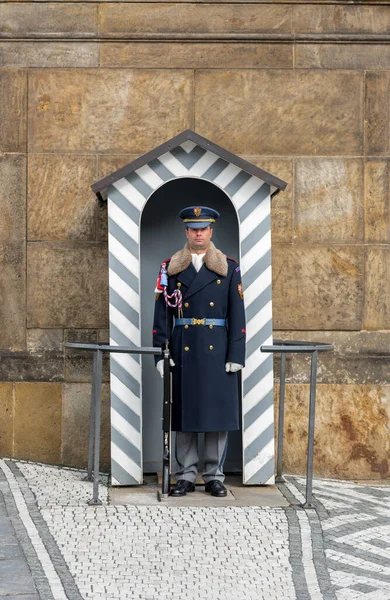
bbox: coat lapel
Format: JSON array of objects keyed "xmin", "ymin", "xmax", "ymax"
[
  {"xmin": 177, "ymin": 263, "xmax": 197, "ymax": 291},
  {"xmin": 183, "ymin": 265, "xmax": 218, "ymax": 300}
]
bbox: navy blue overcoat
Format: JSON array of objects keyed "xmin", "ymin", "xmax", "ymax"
[{"xmin": 153, "ymin": 243, "xmax": 246, "ymax": 432}]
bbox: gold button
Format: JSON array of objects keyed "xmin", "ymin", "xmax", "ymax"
[
  {"xmin": 209, "ymin": 325, "xmax": 213, "ymax": 329},
  {"xmin": 209, "ymin": 345, "xmax": 213, "ymax": 350},
  {"xmin": 210, "ymin": 302, "xmax": 214, "ymax": 307},
  {"xmin": 184, "ymin": 302, "xmax": 189, "ymax": 308},
  {"xmin": 217, "ymin": 280, "xmax": 221, "ymax": 285},
  {"xmin": 177, "ymin": 282, "xmax": 181, "ymax": 288},
  {"xmin": 184, "ymin": 324, "xmax": 189, "ymax": 329},
  {"xmin": 184, "ymin": 346, "xmax": 189, "ymax": 351}
]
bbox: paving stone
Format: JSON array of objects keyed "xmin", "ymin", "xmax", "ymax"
[
  {"xmin": 1, "ymin": 460, "xmax": 390, "ymax": 600},
  {"xmin": 0, "ymin": 559, "xmax": 37, "ymax": 595},
  {"xmin": 0, "ymin": 542, "xmax": 23, "ymax": 560},
  {"xmin": 1, "ymin": 594, "xmax": 41, "ymax": 600}
]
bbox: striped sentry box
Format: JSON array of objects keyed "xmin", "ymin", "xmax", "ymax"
[{"xmin": 96, "ymin": 132, "xmax": 287, "ymax": 486}]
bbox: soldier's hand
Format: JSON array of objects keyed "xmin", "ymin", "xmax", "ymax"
[
  {"xmin": 156, "ymin": 359, "xmax": 175, "ymax": 378},
  {"xmin": 225, "ymin": 362, "xmax": 243, "ymax": 373}
]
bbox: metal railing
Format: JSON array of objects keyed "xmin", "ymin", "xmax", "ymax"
[
  {"xmin": 64, "ymin": 343, "xmax": 172, "ymax": 505},
  {"xmin": 261, "ymin": 340, "xmax": 334, "ymax": 508}
]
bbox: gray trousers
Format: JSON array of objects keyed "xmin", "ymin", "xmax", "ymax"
[{"xmin": 175, "ymin": 431, "xmax": 228, "ymax": 484}]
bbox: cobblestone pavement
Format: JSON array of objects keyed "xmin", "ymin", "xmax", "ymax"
[{"xmin": 0, "ymin": 459, "xmax": 389, "ymax": 600}]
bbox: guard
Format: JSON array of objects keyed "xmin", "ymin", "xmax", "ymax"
[{"xmin": 153, "ymin": 206, "xmax": 246, "ymax": 497}]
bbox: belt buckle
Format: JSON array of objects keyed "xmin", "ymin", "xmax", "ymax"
[{"xmin": 192, "ymin": 318, "xmax": 205, "ymax": 326}]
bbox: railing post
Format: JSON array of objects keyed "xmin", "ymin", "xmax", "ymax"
[
  {"xmin": 89, "ymin": 348, "xmax": 103, "ymax": 506},
  {"xmin": 261, "ymin": 341, "xmax": 332, "ymax": 509},
  {"xmin": 84, "ymin": 348, "xmax": 97, "ymax": 482},
  {"xmin": 275, "ymin": 352, "xmax": 286, "ymax": 483},
  {"xmin": 302, "ymin": 349, "xmax": 318, "ymax": 509}
]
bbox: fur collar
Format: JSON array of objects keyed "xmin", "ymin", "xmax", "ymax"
[{"xmin": 167, "ymin": 241, "xmax": 228, "ymax": 277}]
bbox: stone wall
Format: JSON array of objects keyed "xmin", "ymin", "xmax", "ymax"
[{"xmin": 0, "ymin": 1, "xmax": 389, "ymax": 479}]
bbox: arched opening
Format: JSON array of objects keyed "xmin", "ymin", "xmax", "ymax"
[{"xmin": 140, "ymin": 177, "xmax": 242, "ymax": 476}]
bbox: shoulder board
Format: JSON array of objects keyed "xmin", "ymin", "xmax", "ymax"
[{"xmin": 227, "ymin": 256, "xmax": 237, "ymax": 263}]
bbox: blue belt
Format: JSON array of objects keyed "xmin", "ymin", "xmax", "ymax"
[{"xmin": 175, "ymin": 318, "xmax": 226, "ymax": 327}]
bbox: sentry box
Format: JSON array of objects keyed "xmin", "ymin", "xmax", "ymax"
[{"xmin": 92, "ymin": 130, "xmax": 287, "ymax": 486}]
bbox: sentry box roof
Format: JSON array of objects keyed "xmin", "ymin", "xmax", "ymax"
[{"xmin": 92, "ymin": 129, "xmax": 287, "ymax": 203}]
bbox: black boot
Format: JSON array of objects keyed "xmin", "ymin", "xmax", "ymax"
[
  {"xmin": 169, "ymin": 480, "xmax": 196, "ymax": 497},
  {"xmin": 205, "ymin": 480, "xmax": 227, "ymax": 497}
]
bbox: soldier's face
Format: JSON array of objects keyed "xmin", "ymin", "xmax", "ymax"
[{"xmin": 185, "ymin": 226, "xmax": 213, "ymax": 253}]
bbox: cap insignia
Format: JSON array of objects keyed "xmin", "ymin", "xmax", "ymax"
[{"xmin": 194, "ymin": 207, "xmax": 202, "ymax": 217}]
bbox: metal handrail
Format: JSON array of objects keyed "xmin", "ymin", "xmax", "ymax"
[
  {"xmin": 64, "ymin": 343, "xmax": 171, "ymax": 504},
  {"xmin": 261, "ymin": 340, "xmax": 334, "ymax": 508}
]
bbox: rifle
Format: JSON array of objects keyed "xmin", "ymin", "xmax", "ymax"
[{"xmin": 160, "ymin": 343, "xmax": 172, "ymax": 499}]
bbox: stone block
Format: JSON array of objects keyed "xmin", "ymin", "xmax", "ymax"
[
  {"xmin": 0, "ymin": 42, "xmax": 99, "ymax": 68},
  {"xmin": 97, "ymin": 155, "xmax": 138, "ymax": 242},
  {"xmin": 98, "ymin": 155, "xmax": 138, "ymax": 180},
  {"xmin": 0, "ymin": 352, "xmax": 64, "ymax": 382},
  {"xmin": 64, "ymin": 354, "xmax": 109, "ymax": 383},
  {"xmin": 0, "ymin": 384, "xmax": 13, "ymax": 457},
  {"xmin": 273, "ymin": 330, "xmax": 390, "ymax": 357},
  {"xmin": 100, "ymin": 43, "xmax": 293, "ymax": 69},
  {"xmin": 64, "ymin": 329, "xmax": 110, "ymax": 382},
  {"xmin": 274, "ymin": 329, "xmax": 390, "ymax": 384},
  {"xmin": 277, "ymin": 384, "xmax": 390, "ymax": 480},
  {"xmin": 294, "ymin": 6, "xmax": 390, "ymax": 34},
  {"xmin": 195, "ymin": 70, "xmax": 363, "ymax": 156},
  {"xmin": 0, "ymin": 245, "xmax": 26, "ymax": 351},
  {"xmin": 14, "ymin": 383, "xmax": 62, "ymax": 464},
  {"xmin": 296, "ymin": 44, "xmax": 390, "ymax": 70},
  {"xmin": 99, "ymin": 329, "xmax": 110, "ymax": 344},
  {"xmin": 28, "ymin": 154, "xmax": 97, "ymax": 241},
  {"xmin": 27, "ymin": 242, "xmax": 109, "ymax": 328},
  {"xmin": 0, "ymin": 5, "xmax": 97, "ymax": 35},
  {"xmin": 62, "ymin": 383, "xmax": 110, "ymax": 470},
  {"xmin": 27, "ymin": 329, "xmax": 63, "ymax": 353},
  {"xmin": 243, "ymin": 157, "xmax": 292, "ymax": 243},
  {"xmin": 28, "ymin": 69, "xmax": 193, "ymax": 153},
  {"xmin": 295, "ymin": 158, "xmax": 363, "ymax": 243},
  {"xmin": 292, "ymin": 354, "xmax": 390, "ymax": 385},
  {"xmin": 365, "ymin": 72, "xmax": 390, "ymax": 156},
  {"xmin": 0, "ymin": 69, "xmax": 26, "ymax": 152},
  {"xmin": 99, "ymin": 4, "xmax": 292, "ymax": 34},
  {"xmin": 64, "ymin": 329, "xmax": 98, "ymax": 345},
  {"xmin": 0, "ymin": 155, "xmax": 26, "ymax": 347},
  {"xmin": 0, "ymin": 154, "xmax": 26, "ymax": 246},
  {"xmin": 272, "ymin": 245, "xmax": 364, "ymax": 330},
  {"xmin": 364, "ymin": 247, "xmax": 390, "ymax": 330},
  {"xmin": 97, "ymin": 203, "xmax": 108, "ymax": 243},
  {"xmin": 364, "ymin": 160, "xmax": 390, "ymax": 243}
]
